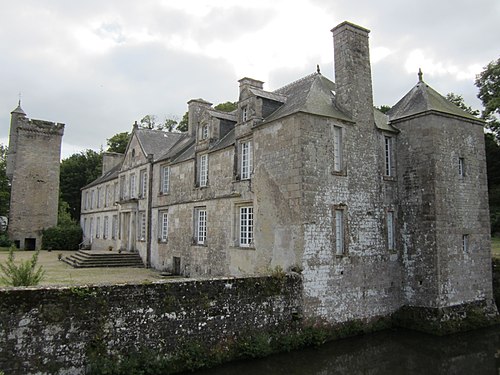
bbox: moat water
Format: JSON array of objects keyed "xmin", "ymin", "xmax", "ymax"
[{"xmin": 191, "ymin": 325, "xmax": 500, "ymax": 375}]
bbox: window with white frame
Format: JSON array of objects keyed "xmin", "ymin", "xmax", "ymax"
[
  {"xmin": 103, "ymin": 216, "xmax": 109, "ymax": 239},
  {"xmin": 463, "ymin": 234, "xmax": 469, "ymax": 252},
  {"xmin": 119, "ymin": 176, "xmax": 125, "ymax": 200},
  {"xmin": 161, "ymin": 165, "xmax": 170, "ymax": 194},
  {"xmin": 194, "ymin": 207, "xmax": 207, "ymax": 245},
  {"xmin": 140, "ymin": 169, "xmax": 147, "ymax": 198},
  {"xmin": 130, "ymin": 174, "xmax": 136, "ymax": 198},
  {"xmin": 241, "ymin": 141, "xmax": 253, "ymax": 180},
  {"xmin": 333, "ymin": 126, "xmax": 343, "ymax": 172},
  {"xmin": 459, "ymin": 157, "xmax": 465, "ymax": 177},
  {"xmin": 384, "ymin": 136, "xmax": 394, "ymax": 176},
  {"xmin": 97, "ymin": 187, "xmax": 101, "ymax": 208},
  {"xmin": 387, "ymin": 210, "xmax": 395, "ymax": 250},
  {"xmin": 199, "ymin": 154, "xmax": 208, "ymax": 187},
  {"xmin": 138, "ymin": 211, "xmax": 146, "ymax": 241},
  {"xmin": 201, "ymin": 124, "xmax": 209, "ymax": 140},
  {"xmin": 239, "ymin": 206, "xmax": 254, "ymax": 247},
  {"xmin": 242, "ymin": 106, "xmax": 248, "ymax": 122},
  {"xmin": 112, "ymin": 215, "xmax": 118, "ymax": 240},
  {"xmin": 96, "ymin": 217, "xmax": 101, "ymax": 238},
  {"xmin": 159, "ymin": 211, "xmax": 169, "ymax": 242},
  {"xmin": 334, "ymin": 207, "xmax": 346, "ymax": 255}
]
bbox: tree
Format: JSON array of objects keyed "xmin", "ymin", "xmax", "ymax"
[
  {"xmin": 0, "ymin": 144, "xmax": 10, "ymax": 217},
  {"xmin": 376, "ymin": 105, "xmax": 391, "ymax": 114},
  {"xmin": 485, "ymin": 133, "xmax": 500, "ymax": 234},
  {"xmin": 59, "ymin": 150, "xmax": 102, "ymax": 221},
  {"xmin": 107, "ymin": 132, "xmax": 130, "ymax": 154},
  {"xmin": 177, "ymin": 112, "xmax": 189, "ymax": 132},
  {"xmin": 214, "ymin": 101, "xmax": 237, "ymax": 112},
  {"xmin": 445, "ymin": 93, "xmax": 480, "ymax": 116},
  {"xmin": 476, "ymin": 58, "xmax": 500, "ymax": 140}
]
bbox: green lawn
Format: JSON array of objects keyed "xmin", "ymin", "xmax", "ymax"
[{"xmin": 0, "ymin": 249, "xmax": 166, "ymax": 287}]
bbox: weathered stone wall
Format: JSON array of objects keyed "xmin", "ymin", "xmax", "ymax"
[
  {"xmin": 8, "ymin": 117, "xmax": 64, "ymax": 250},
  {"xmin": 0, "ymin": 275, "xmax": 302, "ymax": 375}
]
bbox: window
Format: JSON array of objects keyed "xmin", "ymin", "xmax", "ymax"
[
  {"xmin": 463, "ymin": 234, "xmax": 469, "ymax": 252},
  {"xmin": 112, "ymin": 215, "xmax": 118, "ymax": 240},
  {"xmin": 201, "ymin": 124, "xmax": 209, "ymax": 140},
  {"xmin": 387, "ymin": 211, "xmax": 395, "ymax": 250},
  {"xmin": 242, "ymin": 106, "xmax": 248, "ymax": 122},
  {"xmin": 161, "ymin": 165, "xmax": 170, "ymax": 194},
  {"xmin": 114, "ymin": 182, "xmax": 119, "ymax": 203},
  {"xmin": 333, "ymin": 126, "xmax": 343, "ymax": 172},
  {"xmin": 97, "ymin": 187, "xmax": 101, "ymax": 208},
  {"xmin": 96, "ymin": 217, "xmax": 101, "ymax": 238},
  {"xmin": 140, "ymin": 169, "xmax": 147, "ymax": 198},
  {"xmin": 334, "ymin": 208, "xmax": 345, "ymax": 255},
  {"xmin": 84, "ymin": 191, "xmax": 89, "ymax": 210},
  {"xmin": 241, "ymin": 141, "xmax": 253, "ymax": 180},
  {"xmin": 130, "ymin": 174, "xmax": 136, "ymax": 198},
  {"xmin": 459, "ymin": 157, "xmax": 465, "ymax": 177},
  {"xmin": 239, "ymin": 206, "xmax": 254, "ymax": 247},
  {"xmin": 159, "ymin": 211, "xmax": 169, "ymax": 242},
  {"xmin": 103, "ymin": 216, "xmax": 109, "ymax": 239},
  {"xmin": 138, "ymin": 211, "xmax": 146, "ymax": 241},
  {"xmin": 83, "ymin": 218, "xmax": 87, "ymax": 237},
  {"xmin": 90, "ymin": 190, "xmax": 95, "ymax": 209},
  {"xmin": 89, "ymin": 218, "xmax": 94, "ymax": 240},
  {"xmin": 384, "ymin": 136, "xmax": 393, "ymax": 176},
  {"xmin": 104, "ymin": 185, "xmax": 109, "ymax": 207},
  {"xmin": 199, "ymin": 154, "xmax": 208, "ymax": 187},
  {"xmin": 194, "ymin": 207, "xmax": 207, "ymax": 245},
  {"xmin": 119, "ymin": 176, "xmax": 125, "ymax": 200}
]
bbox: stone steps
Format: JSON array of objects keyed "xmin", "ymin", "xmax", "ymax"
[{"xmin": 62, "ymin": 250, "xmax": 144, "ymax": 268}]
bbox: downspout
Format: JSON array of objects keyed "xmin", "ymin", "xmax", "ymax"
[{"xmin": 146, "ymin": 153, "xmax": 154, "ymax": 268}]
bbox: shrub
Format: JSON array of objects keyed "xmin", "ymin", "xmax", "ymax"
[
  {"xmin": 0, "ymin": 233, "xmax": 11, "ymax": 247},
  {"xmin": 42, "ymin": 225, "xmax": 82, "ymax": 250},
  {"xmin": 0, "ymin": 246, "xmax": 45, "ymax": 286}
]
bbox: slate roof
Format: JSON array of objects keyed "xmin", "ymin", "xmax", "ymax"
[
  {"xmin": 264, "ymin": 72, "xmax": 352, "ymax": 123},
  {"xmin": 388, "ymin": 79, "xmax": 481, "ymax": 123},
  {"xmin": 135, "ymin": 128, "xmax": 185, "ymax": 159},
  {"xmin": 82, "ymin": 163, "xmax": 121, "ymax": 190},
  {"xmin": 374, "ymin": 107, "xmax": 398, "ymax": 133}
]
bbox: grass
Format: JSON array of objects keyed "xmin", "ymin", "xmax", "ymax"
[{"xmin": 0, "ymin": 249, "xmax": 165, "ymax": 287}]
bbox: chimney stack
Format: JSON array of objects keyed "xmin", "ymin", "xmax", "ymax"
[{"xmin": 331, "ymin": 21, "xmax": 374, "ymax": 125}]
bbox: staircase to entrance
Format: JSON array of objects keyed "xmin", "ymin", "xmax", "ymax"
[{"xmin": 62, "ymin": 250, "xmax": 144, "ymax": 268}]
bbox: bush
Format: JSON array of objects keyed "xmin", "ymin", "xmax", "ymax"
[
  {"xmin": 0, "ymin": 233, "xmax": 12, "ymax": 247},
  {"xmin": 0, "ymin": 246, "xmax": 45, "ymax": 286},
  {"xmin": 42, "ymin": 225, "xmax": 82, "ymax": 250}
]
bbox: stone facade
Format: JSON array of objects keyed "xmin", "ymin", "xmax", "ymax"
[
  {"xmin": 80, "ymin": 21, "xmax": 495, "ymax": 324},
  {"xmin": 6, "ymin": 103, "xmax": 64, "ymax": 250}
]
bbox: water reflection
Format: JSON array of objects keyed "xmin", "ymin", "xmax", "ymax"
[{"xmin": 192, "ymin": 326, "xmax": 500, "ymax": 375}]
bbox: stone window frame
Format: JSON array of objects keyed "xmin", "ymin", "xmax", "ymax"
[
  {"xmin": 89, "ymin": 217, "xmax": 94, "ymax": 242},
  {"xmin": 96, "ymin": 187, "xmax": 101, "ymax": 209},
  {"xmin": 111, "ymin": 215, "xmax": 118, "ymax": 240},
  {"xmin": 160, "ymin": 165, "xmax": 170, "ymax": 195},
  {"xmin": 332, "ymin": 125, "xmax": 347, "ymax": 176},
  {"xmin": 103, "ymin": 216, "xmax": 109, "ymax": 239},
  {"xmin": 238, "ymin": 204, "xmax": 254, "ymax": 248},
  {"xmin": 84, "ymin": 191, "xmax": 89, "ymax": 210},
  {"xmin": 198, "ymin": 154, "xmax": 209, "ymax": 188},
  {"xmin": 462, "ymin": 234, "xmax": 470, "ymax": 252},
  {"xmin": 240, "ymin": 139, "xmax": 253, "ymax": 181},
  {"xmin": 139, "ymin": 169, "xmax": 148, "ymax": 199},
  {"xmin": 119, "ymin": 175, "xmax": 126, "ymax": 200},
  {"xmin": 386, "ymin": 208, "xmax": 396, "ymax": 251},
  {"xmin": 201, "ymin": 123, "xmax": 209, "ymax": 140},
  {"xmin": 96, "ymin": 216, "xmax": 101, "ymax": 239},
  {"xmin": 130, "ymin": 173, "xmax": 136, "ymax": 199},
  {"xmin": 458, "ymin": 157, "xmax": 465, "ymax": 178},
  {"xmin": 90, "ymin": 190, "xmax": 95, "ymax": 209},
  {"xmin": 158, "ymin": 210, "xmax": 169, "ymax": 243},
  {"xmin": 332, "ymin": 204, "xmax": 348, "ymax": 256},
  {"xmin": 383, "ymin": 135, "xmax": 396, "ymax": 179},
  {"xmin": 193, "ymin": 206, "xmax": 207, "ymax": 246},
  {"xmin": 242, "ymin": 106, "xmax": 248, "ymax": 123},
  {"xmin": 104, "ymin": 185, "xmax": 109, "ymax": 207},
  {"xmin": 138, "ymin": 211, "xmax": 146, "ymax": 242}
]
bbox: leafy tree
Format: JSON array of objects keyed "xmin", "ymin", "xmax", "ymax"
[
  {"xmin": 140, "ymin": 114, "xmax": 158, "ymax": 129},
  {"xmin": 445, "ymin": 93, "xmax": 480, "ymax": 116},
  {"xmin": 214, "ymin": 101, "xmax": 237, "ymax": 112},
  {"xmin": 177, "ymin": 112, "xmax": 189, "ymax": 132},
  {"xmin": 476, "ymin": 58, "xmax": 500, "ymax": 140},
  {"xmin": 0, "ymin": 247, "xmax": 44, "ymax": 286},
  {"xmin": 0, "ymin": 144, "xmax": 10, "ymax": 217},
  {"xmin": 59, "ymin": 150, "xmax": 102, "ymax": 221},
  {"xmin": 107, "ymin": 132, "xmax": 130, "ymax": 154},
  {"xmin": 376, "ymin": 105, "xmax": 391, "ymax": 114},
  {"xmin": 485, "ymin": 133, "xmax": 500, "ymax": 234}
]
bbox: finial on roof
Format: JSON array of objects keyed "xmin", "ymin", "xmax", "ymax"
[
  {"xmin": 317, "ymin": 64, "xmax": 321, "ymax": 74},
  {"xmin": 133, "ymin": 120, "xmax": 139, "ymax": 130},
  {"xmin": 418, "ymin": 68, "xmax": 423, "ymax": 82}
]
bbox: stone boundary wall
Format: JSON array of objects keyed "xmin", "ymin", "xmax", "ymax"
[{"xmin": 0, "ymin": 275, "xmax": 303, "ymax": 375}]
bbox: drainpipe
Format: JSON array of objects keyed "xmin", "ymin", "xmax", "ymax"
[{"xmin": 146, "ymin": 153, "xmax": 154, "ymax": 268}]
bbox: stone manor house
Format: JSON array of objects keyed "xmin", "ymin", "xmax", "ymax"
[{"xmin": 80, "ymin": 22, "xmax": 494, "ymax": 323}]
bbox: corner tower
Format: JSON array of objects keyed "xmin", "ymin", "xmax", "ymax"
[{"xmin": 7, "ymin": 103, "xmax": 65, "ymax": 250}]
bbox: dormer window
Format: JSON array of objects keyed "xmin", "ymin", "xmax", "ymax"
[
  {"xmin": 201, "ymin": 124, "xmax": 209, "ymax": 140},
  {"xmin": 242, "ymin": 106, "xmax": 248, "ymax": 122}
]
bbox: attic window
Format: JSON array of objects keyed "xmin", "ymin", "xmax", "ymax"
[
  {"xmin": 201, "ymin": 124, "xmax": 209, "ymax": 140},
  {"xmin": 131, "ymin": 148, "xmax": 136, "ymax": 157},
  {"xmin": 242, "ymin": 106, "xmax": 248, "ymax": 122}
]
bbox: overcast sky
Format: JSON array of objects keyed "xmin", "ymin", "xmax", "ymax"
[{"xmin": 1, "ymin": 0, "xmax": 498, "ymax": 158}]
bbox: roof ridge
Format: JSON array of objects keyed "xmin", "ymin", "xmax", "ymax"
[{"xmin": 273, "ymin": 72, "xmax": 319, "ymax": 94}]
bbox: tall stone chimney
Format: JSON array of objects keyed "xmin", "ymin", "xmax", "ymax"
[
  {"xmin": 331, "ymin": 21, "xmax": 374, "ymax": 125},
  {"xmin": 6, "ymin": 102, "xmax": 26, "ymax": 181}
]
